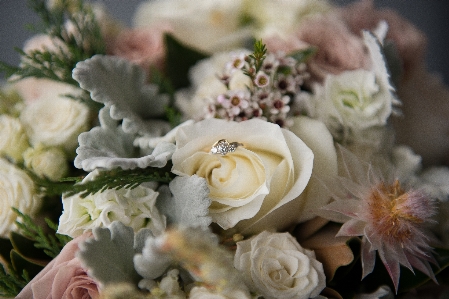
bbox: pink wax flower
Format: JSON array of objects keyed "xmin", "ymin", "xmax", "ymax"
[
  {"xmin": 16, "ymin": 232, "xmax": 100, "ymax": 299},
  {"xmin": 339, "ymin": 0, "xmax": 427, "ymax": 80},
  {"xmin": 109, "ymin": 26, "xmax": 171, "ymax": 75}
]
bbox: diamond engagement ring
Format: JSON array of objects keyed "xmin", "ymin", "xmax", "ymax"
[{"xmin": 210, "ymin": 139, "xmax": 243, "ymax": 156}]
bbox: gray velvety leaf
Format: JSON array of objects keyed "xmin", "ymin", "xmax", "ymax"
[
  {"xmin": 77, "ymin": 221, "xmax": 141, "ymax": 286},
  {"xmin": 133, "ymin": 237, "xmax": 172, "ymax": 280},
  {"xmin": 74, "ymin": 107, "xmax": 176, "ymax": 171},
  {"xmin": 157, "ymin": 175, "xmax": 212, "ymax": 228},
  {"xmin": 72, "ymin": 55, "xmax": 171, "ymax": 135}
]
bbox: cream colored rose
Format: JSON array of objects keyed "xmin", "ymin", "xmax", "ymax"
[
  {"xmin": 0, "ymin": 115, "xmax": 29, "ymax": 162},
  {"xmin": 58, "ymin": 184, "xmax": 166, "ymax": 238},
  {"xmin": 243, "ymin": 0, "xmax": 332, "ymax": 38},
  {"xmin": 134, "ymin": 0, "xmax": 249, "ymax": 53},
  {"xmin": 171, "ymin": 118, "xmax": 314, "ymax": 231},
  {"xmin": 0, "ymin": 158, "xmax": 42, "ymax": 237},
  {"xmin": 234, "ymin": 231, "xmax": 326, "ymax": 299},
  {"xmin": 175, "ymin": 50, "xmax": 251, "ymax": 120},
  {"xmin": 23, "ymin": 144, "xmax": 68, "ymax": 181},
  {"xmin": 189, "ymin": 286, "xmax": 251, "ymax": 299},
  {"xmin": 20, "ymin": 96, "xmax": 90, "ymax": 154}
]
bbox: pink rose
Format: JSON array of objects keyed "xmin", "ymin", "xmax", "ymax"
[
  {"xmin": 109, "ymin": 26, "xmax": 171, "ymax": 74},
  {"xmin": 339, "ymin": 0, "xmax": 427, "ymax": 79},
  {"xmin": 16, "ymin": 233, "xmax": 100, "ymax": 299},
  {"xmin": 265, "ymin": 14, "xmax": 370, "ymax": 83}
]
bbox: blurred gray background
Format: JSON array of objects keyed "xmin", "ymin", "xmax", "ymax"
[{"xmin": 1, "ymin": 0, "xmax": 448, "ymax": 84}]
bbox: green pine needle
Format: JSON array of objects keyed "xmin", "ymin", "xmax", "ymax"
[
  {"xmin": 64, "ymin": 165, "xmax": 176, "ymax": 198},
  {"xmin": 0, "ymin": 265, "xmax": 29, "ymax": 298},
  {"xmin": 1, "ymin": 0, "xmax": 106, "ymax": 108},
  {"xmin": 13, "ymin": 209, "xmax": 72, "ymax": 259}
]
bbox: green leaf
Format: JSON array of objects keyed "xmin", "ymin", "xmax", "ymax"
[
  {"xmin": 9, "ymin": 232, "xmax": 50, "ymax": 265},
  {"xmin": 78, "ymin": 221, "xmax": 142, "ymax": 286},
  {"xmin": 0, "ymin": 238, "xmax": 13, "ymax": 266},
  {"xmin": 10, "ymin": 250, "xmax": 43, "ymax": 281},
  {"xmin": 164, "ymin": 34, "xmax": 208, "ymax": 89},
  {"xmin": 288, "ymin": 47, "xmax": 317, "ymax": 64}
]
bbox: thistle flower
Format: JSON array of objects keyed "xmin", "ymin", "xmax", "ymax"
[{"xmin": 318, "ymin": 147, "xmax": 437, "ymax": 292}]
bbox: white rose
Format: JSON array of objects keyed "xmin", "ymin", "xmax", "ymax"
[
  {"xmin": 0, "ymin": 115, "xmax": 29, "ymax": 162},
  {"xmin": 20, "ymin": 96, "xmax": 90, "ymax": 154},
  {"xmin": 0, "ymin": 158, "xmax": 42, "ymax": 237},
  {"xmin": 23, "ymin": 144, "xmax": 68, "ymax": 181},
  {"xmin": 171, "ymin": 118, "xmax": 314, "ymax": 231},
  {"xmin": 58, "ymin": 184, "xmax": 166, "ymax": 238},
  {"xmin": 189, "ymin": 286, "xmax": 251, "ymax": 299},
  {"xmin": 175, "ymin": 50, "xmax": 251, "ymax": 120},
  {"xmin": 243, "ymin": 0, "xmax": 331, "ymax": 38},
  {"xmin": 134, "ymin": 0, "xmax": 248, "ymax": 53},
  {"xmin": 234, "ymin": 231, "xmax": 326, "ymax": 299}
]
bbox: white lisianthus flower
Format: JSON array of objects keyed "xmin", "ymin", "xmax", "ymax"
[
  {"xmin": 0, "ymin": 158, "xmax": 42, "ymax": 237},
  {"xmin": 58, "ymin": 183, "xmax": 166, "ymax": 238},
  {"xmin": 134, "ymin": 0, "xmax": 249, "ymax": 53},
  {"xmin": 312, "ymin": 31, "xmax": 399, "ymax": 142},
  {"xmin": 189, "ymin": 286, "xmax": 251, "ymax": 299},
  {"xmin": 234, "ymin": 231, "xmax": 326, "ymax": 299},
  {"xmin": 20, "ymin": 96, "xmax": 90, "ymax": 154},
  {"xmin": 23, "ymin": 144, "xmax": 68, "ymax": 181},
  {"xmin": 175, "ymin": 50, "xmax": 251, "ymax": 120},
  {"xmin": 0, "ymin": 115, "xmax": 29, "ymax": 162},
  {"xmin": 171, "ymin": 118, "xmax": 315, "ymax": 231}
]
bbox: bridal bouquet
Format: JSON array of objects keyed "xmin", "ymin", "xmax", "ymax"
[{"xmin": 2, "ymin": 0, "xmax": 449, "ymax": 298}]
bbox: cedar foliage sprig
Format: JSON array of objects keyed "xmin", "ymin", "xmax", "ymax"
[
  {"xmin": 0, "ymin": 0, "xmax": 105, "ymax": 90},
  {"xmin": 243, "ymin": 39, "xmax": 267, "ymax": 81},
  {"xmin": 63, "ymin": 165, "xmax": 176, "ymax": 198},
  {"xmin": 0, "ymin": 265, "xmax": 29, "ymax": 298},
  {"xmin": 13, "ymin": 208, "xmax": 72, "ymax": 259}
]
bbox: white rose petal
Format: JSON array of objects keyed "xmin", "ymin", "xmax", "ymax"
[
  {"xmin": 20, "ymin": 95, "xmax": 90, "ymax": 154},
  {"xmin": 0, "ymin": 158, "xmax": 42, "ymax": 237},
  {"xmin": 134, "ymin": 0, "xmax": 249, "ymax": 53},
  {"xmin": 189, "ymin": 286, "xmax": 251, "ymax": 299},
  {"xmin": 0, "ymin": 115, "xmax": 29, "ymax": 162},
  {"xmin": 172, "ymin": 118, "xmax": 314, "ymax": 232},
  {"xmin": 23, "ymin": 144, "xmax": 68, "ymax": 181},
  {"xmin": 234, "ymin": 231, "xmax": 326, "ymax": 299},
  {"xmin": 58, "ymin": 185, "xmax": 166, "ymax": 238}
]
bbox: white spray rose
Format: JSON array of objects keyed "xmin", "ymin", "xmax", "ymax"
[
  {"xmin": 134, "ymin": 0, "xmax": 249, "ymax": 53},
  {"xmin": 175, "ymin": 50, "xmax": 251, "ymax": 120},
  {"xmin": 234, "ymin": 231, "xmax": 326, "ymax": 299},
  {"xmin": 171, "ymin": 118, "xmax": 314, "ymax": 231},
  {"xmin": 58, "ymin": 183, "xmax": 166, "ymax": 238},
  {"xmin": 0, "ymin": 158, "xmax": 42, "ymax": 237},
  {"xmin": 20, "ymin": 96, "xmax": 90, "ymax": 154},
  {"xmin": 23, "ymin": 144, "xmax": 68, "ymax": 181},
  {"xmin": 0, "ymin": 115, "xmax": 29, "ymax": 162},
  {"xmin": 189, "ymin": 286, "xmax": 251, "ymax": 299}
]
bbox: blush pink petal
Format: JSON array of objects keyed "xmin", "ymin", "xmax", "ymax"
[{"xmin": 16, "ymin": 232, "xmax": 99, "ymax": 299}]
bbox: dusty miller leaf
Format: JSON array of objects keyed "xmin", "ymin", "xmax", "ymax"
[
  {"xmin": 77, "ymin": 221, "xmax": 142, "ymax": 285},
  {"xmin": 75, "ymin": 107, "xmax": 175, "ymax": 171},
  {"xmin": 72, "ymin": 55, "xmax": 171, "ymax": 135},
  {"xmin": 157, "ymin": 175, "xmax": 211, "ymax": 229}
]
